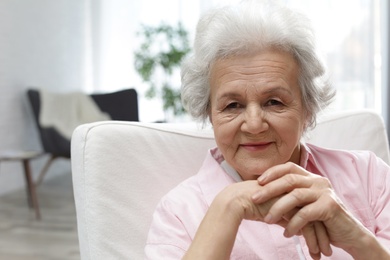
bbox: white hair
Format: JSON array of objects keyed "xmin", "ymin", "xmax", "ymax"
[{"xmin": 181, "ymin": 0, "xmax": 335, "ymax": 129}]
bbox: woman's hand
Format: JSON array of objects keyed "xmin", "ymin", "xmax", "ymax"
[
  {"xmin": 184, "ymin": 181, "xmax": 290, "ymax": 260},
  {"xmin": 252, "ymin": 162, "xmax": 389, "ymax": 259},
  {"xmin": 216, "ymin": 180, "xmax": 286, "ymax": 224},
  {"xmin": 185, "ymin": 177, "xmax": 332, "ymax": 259}
]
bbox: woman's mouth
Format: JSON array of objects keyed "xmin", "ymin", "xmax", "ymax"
[{"xmin": 240, "ymin": 142, "xmax": 272, "ymax": 152}]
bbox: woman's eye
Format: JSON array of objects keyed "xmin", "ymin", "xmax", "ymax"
[
  {"xmin": 225, "ymin": 102, "xmax": 241, "ymax": 109},
  {"xmin": 265, "ymin": 99, "xmax": 283, "ymax": 106}
]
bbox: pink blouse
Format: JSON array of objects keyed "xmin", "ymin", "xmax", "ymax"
[{"xmin": 145, "ymin": 143, "xmax": 390, "ymax": 259}]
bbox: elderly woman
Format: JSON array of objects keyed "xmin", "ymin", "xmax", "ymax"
[{"xmin": 145, "ymin": 1, "xmax": 390, "ymax": 259}]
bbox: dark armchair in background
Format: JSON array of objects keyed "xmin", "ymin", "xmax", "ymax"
[{"xmin": 27, "ymin": 88, "xmax": 139, "ymax": 184}]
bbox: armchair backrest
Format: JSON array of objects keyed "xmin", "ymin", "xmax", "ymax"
[
  {"xmin": 72, "ymin": 122, "xmax": 215, "ymax": 259},
  {"xmin": 27, "ymin": 89, "xmax": 69, "ymax": 157},
  {"xmin": 27, "ymin": 88, "xmax": 139, "ymax": 158},
  {"xmin": 71, "ymin": 110, "xmax": 389, "ymax": 259},
  {"xmin": 90, "ymin": 88, "xmax": 139, "ymax": 122}
]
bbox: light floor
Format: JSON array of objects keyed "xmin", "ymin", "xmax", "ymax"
[{"xmin": 0, "ymin": 173, "xmax": 80, "ymax": 260}]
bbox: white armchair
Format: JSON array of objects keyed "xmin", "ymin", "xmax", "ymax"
[{"xmin": 71, "ymin": 109, "xmax": 389, "ymax": 259}]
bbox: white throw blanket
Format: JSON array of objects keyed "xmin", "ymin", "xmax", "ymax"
[{"xmin": 39, "ymin": 89, "xmax": 111, "ymax": 139}]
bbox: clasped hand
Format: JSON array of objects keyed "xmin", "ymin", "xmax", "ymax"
[{"xmin": 219, "ymin": 162, "xmax": 372, "ymax": 259}]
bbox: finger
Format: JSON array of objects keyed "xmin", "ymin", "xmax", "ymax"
[
  {"xmin": 257, "ymin": 162, "xmax": 308, "ymax": 185},
  {"xmin": 309, "ymin": 249, "xmax": 321, "ymax": 260},
  {"xmin": 300, "ymin": 221, "xmax": 332, "ymax": 259},
  {"xmin": 282, "ymin": 207, "xmax": 300, "ymax": 221},
  {"xmin": 276, "ymin": 208, "xmax": 304, "ymax": 235},
  {"xmin": 252, "ymin": 174, "xmax": 312, "ymax": 203},
  {"xmin": 285, "ymin": 201, "xmax": 325, "ymax": 237},
  {"xmin": 299, "ymin": 222, "xmax": 320, "ymax": 259},
  {"xmin": 273, "ymin": 218, "xmax": 290, "ymax": 229},
  {"xmin": 314, "ymin": 221, "xmax": 332, "ymax": 257},
  {"xmin": 266, "ymin": 188, "xmax": 318, "ymax": 224}
]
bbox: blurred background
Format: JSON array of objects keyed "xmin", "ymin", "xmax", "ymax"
[{"xmin": 0, "ymin": 0, "xmax": 388, "ymax": 259}]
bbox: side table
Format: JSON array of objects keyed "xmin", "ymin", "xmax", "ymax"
[{"xmin": 0, "ymin": 150, "xmax": 43, "ymax": 220}]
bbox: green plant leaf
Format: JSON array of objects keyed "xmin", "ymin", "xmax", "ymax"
[{"xmin": 134, "ymin": 22, "xmax": 191, "ymax": 117}]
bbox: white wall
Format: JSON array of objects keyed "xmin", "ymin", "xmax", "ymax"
[
  {"xmin": 0, "ymin": 0, "xmax": 88, "ymax": 195},
  {"xmin": 0, "ymin": 0, "xmax": 199, "ymax": 195}
]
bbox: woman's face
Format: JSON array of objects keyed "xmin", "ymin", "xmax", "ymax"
[{"xmin": 209, "ymin": 49, "xmax": 307, "ymax": 181}]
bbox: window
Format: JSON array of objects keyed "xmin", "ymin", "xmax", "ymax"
[{"xmin": 282, "ymin": 0, "xmax": 382, "ymax": 115}]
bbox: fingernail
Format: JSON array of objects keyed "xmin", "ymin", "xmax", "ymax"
[
  {"xmin": 283, "ymin": 229, "xmax": 291, "ymax": 238},
  {"xmin": 251, "ymin": 191, "xmax": 262, "ymax": 201},
  {"xmin": 264, "ymin": 213, "xmax": 272, "ymax": 223},
  {"xmin": 257, "ymin": 173, "xmax": 267, "ymax": 183}
]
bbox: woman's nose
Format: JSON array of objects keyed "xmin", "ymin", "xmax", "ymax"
[{"xmin": 241, "ymin": 105, "xmax": 268, "ymax": 134}]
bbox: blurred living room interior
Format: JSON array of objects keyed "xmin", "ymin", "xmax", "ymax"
[{"xmin": 0, "ymin": 0, "xmax": 389, "ymax": 259}]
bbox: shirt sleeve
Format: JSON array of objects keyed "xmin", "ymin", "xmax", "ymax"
[
  {"xmin": 144, "ymin": 198, "xmax": 191, "ymax": 260},
  {"xmin": 367, "ymin": 152, "xmax": 390, "ymax": 249}
]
